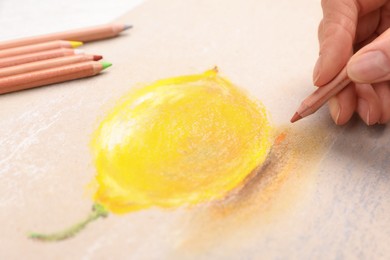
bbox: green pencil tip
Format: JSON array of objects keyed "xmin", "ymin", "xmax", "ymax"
[{"xmin": 101, "ymin": 62, "xmax": 112, "ymax": 70}]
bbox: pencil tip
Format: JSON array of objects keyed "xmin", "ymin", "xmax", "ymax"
[
  {"xmin": 69, "ymin": 41, "xmax": 83, "ymax": 48},
  {"xmin": 290, "ymin": 112, "xmax": 302, "ymax": 123},
  {"xmin": 74, "ymin": 49, "xmax": 85, "ymax": 54},
  {"xmin": 93, "ymin": 55, "xmax": 103, "ymax": 61},
  {"xmin": 101, "ymin": 62, "xmax": 112, "ymax": 70},
  {"xmin": 123, "ymin": 24, "xmax": 133, "ymax": 31}
]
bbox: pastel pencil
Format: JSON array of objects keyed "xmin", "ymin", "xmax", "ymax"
[
  {"xmin": 0, "ymin": 54, "xmax": 102, "ymax": 78},
  {"xmin": 0, "ymin": 23, "xmax": 132, "ymax": 50},
  {"xmin": 0, "ymin": 40, "xmax": 83, "ymax": 59},
  {"xmin": 291, "ymin": 67, "xmax": 350, "ymax": 123},
  {"xmin": 0, "ymin": 61, "xmax": 112, "ymax": 95},
  {"xmin": 0, "ymin": 48, "xmax": 84, "ymax": 69}
]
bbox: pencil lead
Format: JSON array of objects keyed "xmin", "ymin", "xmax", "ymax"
[
  {"xmin": 74, "ymin": 49, "xmax": 85, "ymax": 54},
  {"xmin": 290, "ymin": 112, "xmax": 302, "ymax": 123},
  {"xmin": 69, "ymin": 41, "xmax": 83, "ymax": 48},
  {"xmin": 93, "ymin": 55, "xmax": 103, "ymax": 61},
  {"xmin": 124, "ymin": 25, "xmax": 133, "ymax": 31},
  {"xmin": 101, "ymin": 62, "xmax": 112, "ymax": 70}
]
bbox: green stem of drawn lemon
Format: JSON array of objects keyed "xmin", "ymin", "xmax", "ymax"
[{"xmin": 28, "ymin": 203, "xmax": 109, "ymax": 242}]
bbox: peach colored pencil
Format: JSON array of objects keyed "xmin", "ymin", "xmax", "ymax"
[
  {"xmin": 0, "ymin": 48, "xmax": 83, "ymax": 69},
  {"xmin": 291, "ymin": 67, "xmax": 350, "ymax": 123},
  {"xmin": 0, "ymin": 61, "xmax": 112, "ymax": 95},
  {"xmin": 0, "ymin": 40, "xmax": 83, "ymax": 59},
  {"xmin": 0, "ymin": 54, "xmax": 102, "ymax": 78},
  {"xmin": 0, "ymin": 23, "xmax": 132, "ymax": 50}
]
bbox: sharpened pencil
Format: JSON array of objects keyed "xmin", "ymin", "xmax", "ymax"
[
  {"xmin": 0, "ymin": 61, "xmax": 112, "ymax": 95},
  {"xmin": 0, "ymin": 23, "xmax": 132, "ymax": 50},
  {"xmin": 291, "ymin": 67, "xmax": 351, "ymax": 123},
  {"xmin": 0, "ymin": 54, "xmax": 102, "ymax": 78},
  {"xmin": 0, "ymin": 48, "xmax": 84, "ymax": 69},
  {"xmin": 0, "ymin": 40, "xmax": 83, "ymax": 59}
]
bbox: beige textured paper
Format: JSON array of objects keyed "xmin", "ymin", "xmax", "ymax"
[{"xmin": 1, "ymin": 0, "xmax": 390, "ymax": 259}]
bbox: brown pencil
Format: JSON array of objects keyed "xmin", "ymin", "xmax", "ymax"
[
  {"xmin": 0, "ymin": 23, "xmax": 132, "ymax": 50},
  {"xmin": 291, "ymin": 67, "xmax": 350, "ymax": 123},
  {"xmin": 0, "ymin": 54, "xmax": 102, "ymax": 78},
  {"xmin": 0, "ymin": 40, "xmax": 83, "ymax": 59},
  {"xmin": 0, "ymin": 61, "xmax": 112, "ymax": 95},
  {"xmin": 0, "ymin": 48, "xmax": 83, "ymax": 69}
]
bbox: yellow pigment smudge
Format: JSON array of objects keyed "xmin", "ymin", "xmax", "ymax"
[{"xmin": 91, "ymin": 68, "xmax": 273, "ymax": 214}]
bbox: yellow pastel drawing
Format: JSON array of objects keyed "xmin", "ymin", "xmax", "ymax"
[
  {"xmin": 92, "ymin": 68, "xmax": 273, "ymax": 213},
  {"xmin": 30, "ymin": 68, "xmax": 274, "ymax": 241}
]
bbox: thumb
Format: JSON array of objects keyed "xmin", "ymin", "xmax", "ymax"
[{"xmin": 347, "ymin": 28, "xmax": 390, "ymax": 83}]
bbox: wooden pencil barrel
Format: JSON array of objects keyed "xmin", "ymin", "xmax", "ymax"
[
  {"xmin": 0, "ymin": 23, "xmax": 126, "ymax": 50},
  {"xmin": 0, "ymin": 40, "xmax": 75, "ymax": 59},
  {"xmin": 0, "ymin": 54, "xmax": 97, "ymax": 78},
  {"xmin": 0, "ymin": 48, "xmax": 78, "ymax": 69},
  {"xmin": 0, "ymin": 61, "xmax": 103, "ymax": 94}
]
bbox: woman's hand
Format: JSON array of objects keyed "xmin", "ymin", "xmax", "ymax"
[{"xmin": 315, "ymin": 0, "xmax": 390, "ymax": 125}]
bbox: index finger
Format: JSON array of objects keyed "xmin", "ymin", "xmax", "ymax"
[{"xmin": 314, "ymin": 0, "xmax": 387, "ymax": 86}]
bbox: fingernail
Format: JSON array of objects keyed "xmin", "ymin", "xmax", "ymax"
[
  {"xmin": 348, "ymin": 51, "xmax": 390, "ymax": 83},
  {"xmin": 313, "ymin": 55, "xmax": 322, "ymax": 85},
  {"xmin": 328, "ymin": 98, "xmax": 340, "ymax": 124},
  {"xmin": 357, "ymin": 98, "xmax": 370, "ymax": 125}
]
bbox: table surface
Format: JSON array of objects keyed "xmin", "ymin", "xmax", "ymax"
[
  {"xmin": 0, "ymin": 0, "xmax": 144, "ymax": 41},
  {"xmin": 1, "ymin": 0, "xmax": 390, "ymax": 259}
]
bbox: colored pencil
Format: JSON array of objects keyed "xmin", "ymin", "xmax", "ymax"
[
  {"xmin": 0, "ymin": 54, "xmax": 102, "ymax": 78},
  {"xmin": 0, "ymin": 40, "xmax": 83, "ymax": 59},
  {"xmin": 290, "ymin": 67, "xmax": 350, "ymax": 123},
  {"xmin": 0, "ymin": 61, "xmax": 112, "ymax": 95},
  {"xmin": 0, "ymin": 48, "xmax": 84, "ymax": 69},
  {"xmin": 0, "ymin": 23, "xmax": 132, "ymax": 50}
]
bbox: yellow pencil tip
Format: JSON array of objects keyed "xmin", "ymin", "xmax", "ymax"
[{"xmin": 70, "ymin": 41, "xmax": 83, "ymax": 48}]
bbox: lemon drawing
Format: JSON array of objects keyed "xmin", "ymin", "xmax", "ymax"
[
  {"xmin": 92, "ymin": 68, "xmax": 272, "ymax": 213},
  {"xmin": 30, "ymin": 68, "xmax": 273, "ymax": 241}
]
